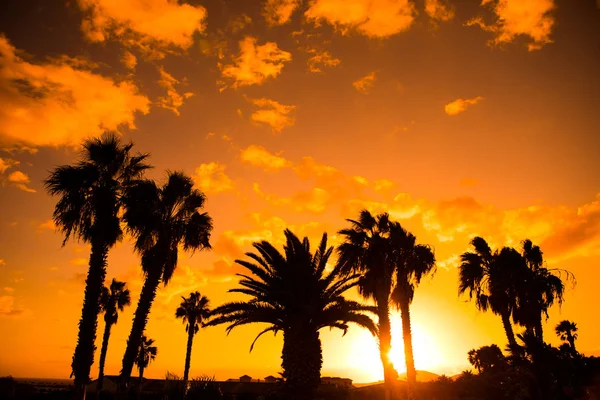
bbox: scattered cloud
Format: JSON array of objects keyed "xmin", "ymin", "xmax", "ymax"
[
  {"xmin": 467, "ymin": 0, "xmax": 556, "ymax": 51},
  {"xmin": 156, "ymin": 67, "xmax": 193, "ymax": 115},
  {"xmin": 263, "ymin": 0, "xmax": 300, "ymax": 25},
  {"xmin": 0, "ymin": 295, "xmax": 25, "ymax": 317},
  {"xmin": 0, "ymin": 36, "xmax": 149, "ymax": 148},
  {"xmin": 220, "ymin": 36, "xmax": 292, "ymax": 88},
  {"xmin": 353, "ymin": 72, "xmax": 377, "ymax": 94},
  {"xmin": 193, "ymin": 162, "xmax": 234, "ymax": 194},
  {"xmin": 70, "ymin": 258, "xmax": 88, "ymax": 266},
  {"xmin": 444, "ymin": 96, "xmax": 484, "ymax": 115},
  {"xmin": 6, "ymin": 171, "xmax": 35, "ymax": 193},
  {"xmin": 240, "ymin": 145, "xmax": 292, "ymax": 171},
  {"xmin": 249, "ymin": 98, "xmax": 296, "ymax": 133},
  {"xmin": 307, "ymin": 49, "xmax": 341, "ymax": 73},
  {"xmin": 0, "ymin": 157, "xmax": 18, "ymax": 174},
  {"xmin": 305, "ymin": 0, "xmax": 417, "ymax": 38},
  {"xmin": 121, "ymin": 50, "xmax": 137, "ymax": 70},
  {"xmin": 425, "ymin": 0, "xmax": 455, "ymax": 21},
  {"xmin": 38, "ymin": 220, "xmax": 56, "ymax": 230},
  {"xmin": 77, "ymin": 0, "xmax": 207, "ymax": 53}
]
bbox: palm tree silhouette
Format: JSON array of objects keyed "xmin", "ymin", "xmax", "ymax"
[
  {"xmin": 389, "ymin": 222, "xmax": 436, "ymax": 391},
  {"xmin": 175, "ymin": 291, "xmax": 211, "ymax": 387},
  {"xmin": 207, "ymin": 230, "xmax": 377, "ymax": 400},
  {"xmin": 97, "ymin": 279, "xmax": 131, "ymax": 396},
  {"xmin": 555, "ymin": 320, "xmax": 578, "ymax": 353},
  {"xmin": 44, "ymin": 134, "xmax": 149, "ymax": 398},
  {"xmin": 467, "ymin": 344, "xmax": 506, "ymax": 373},
  {"xmin": 119, "ymin": 172, "xmax": 212, "ymax": 387},
  {"xmin": 337, "ymin": 211, "xmax": 397, "ymax": 394},
  {"xmin": 459, "ymin": 237, "xmax": 523, "ymax": 349},
  {"xmin": 513, "ymin": 240, "xmax": 570, "ymax": 341},
  {"xmin": 136, "ymin": 335, "xmax": 157, "ymax": 398}
]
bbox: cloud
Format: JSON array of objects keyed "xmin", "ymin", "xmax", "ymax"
[
  {"xmin": 0, "ymin": 36, "xmax": 149, "ymax": 148},
  {"xmin": 220, "ymin": 36, "xmax": 292, "ymax": 88},
  {"xmin": 305, "ymin": 0, "xmax": 417, "ymax": 38},
  {"xmin": 0, "ymin": 295, "xmax": 25, "ymax": 317},
  {"xmin": 467, "ymin": 0, "xmax": 556, "ymax": 51},
  {"xmin": 307, "ymin": 49, "xmax": 341, "ymax": 73},
  {"xmin": 425, "ymin": 0, "xmax": 455, "ymax": 21},
  {"xmin": 156, "ymin": 67, "xmax": 193, "ymax": 115},
  {"xmin": 77, "ymin": 0, "xmax": 207, "ymax": 52},
  {"xmin": 3, "ymin": 287, "xmax": 14, "ymax": 293},
  {"xmin": 6, "ymin": 171, "xmax": 35, "ymax": 193},
  {"xmin": 0, "ymin": 157, "xmax": 18, "ymax": 174},
  {"xmin": 263, "ymin": 0, "xmax": 300, "ymax": 25},
  {"xmin": 38, "ymin": 220, "xmax": 56, "ymax": 230},
  {"xmin": 240, "ymin": 145, "xmax": 292, "ymax": 171},
  {"xmin": 121, "ymin": 51, "xmax": 137, "ymax": 70},
  {"xmin": 353, "ymin": 72, "xmax": 376, "ymax": 94},
  {"xmin": 249, "ymin": 98, "xmax": 296, "ymax": 133},
  {"xmin": 444, "ymin": 96, "xmax": 484, "ymax": 115},
  {"xmin": 193, "ymin": 162, "xmax": 234, "ymax": 194}
]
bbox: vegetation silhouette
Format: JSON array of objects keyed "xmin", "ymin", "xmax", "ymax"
[
  {"xmin": 175, "ymin": 291, "xmax": 211, "ymax": 387},
  {"xmin": 555, "ymin": 320, "xmax": 578, "ymax": 354},
  {"xmin": 135, "ymin": 335, "xmax": 157, "ymax": 398},
  {"xmin": 44, "ymin": 134, "xmax": 150, "ymax": 399},
  {"xmin": 207, "ymin": 229, "xmax": 377, "ymax": 400},
  {"xmin": 97, "ymin": 279, "xmax": 131, "ymax": 397},
  {"xmin": 119, "ymin": 172, "xmax": 213, "ymax": 388}
]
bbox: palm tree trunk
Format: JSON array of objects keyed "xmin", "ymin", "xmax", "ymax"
[
  {"xmin": 96, "ymin": 320, "xmax": 112, "ymax": 399},
  {"xmin": 72, "ymin": 241, "xmax": 108, "ymax": 400},
  {"xmin": 183, "ymin": 324, "xmax": 195, "ymax": 386},
  {"xmin": 500, "ymin": 311, "xmax": 518, "ymax": 349},
  {"xmin": 120, "ymin": 267, "xmax": 161, "ymax": 389},
  {"xmin": 567, "ymin": 333, "xmax": 576, "ymax": 354},
  {"xmin": 377, "ymin": 301, "xmax": 396, "ymax": 400},
  {"xmin": 138, "ymin": 366, "xmax": 144, "ymax": 400},
  {"xmin": 282, "ymin": 327, "xmax": 322, "ymax": 400},
  {"xmin": 399, "ymin": 300, "xmax": 416, "ymax": 400},
  {"xmin": 534, "ymin": 315, "xmax": 544, "ymax": 342}
]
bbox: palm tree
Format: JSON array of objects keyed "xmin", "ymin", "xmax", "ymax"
[
  {"xmin": 97, "ymin": 279, "xmax": 131, "ymax": 396},
  {"xmin": 136, "ymin": 335, "xmax": 157, "ymax": 397},
  {"xmin": 175, "ymin": 291, "xmax": 211, "ymax": 387},
  {"xmin": 44, "ymin": 134, "xmax": 149, "ymax": 398},
  {"xmin": 467, "ymin": 344, "xmax": 506, "ymax": 373},
  {"xmin": 207, "ymin": 230, "xmax": 377, "ymax": 400},
  {"xmin": 389, "ymin": 222, "xmax": 436, "ymax": 390},
  {"xmin": 120, "ymin": 172, "xmax": 213, "ymax": 387},
  {"xmin": 513, "ymin": 240, "xmax": 571, "ymax": 341},
  {"xmin": 555, "ymin": 320, "xmax": 578, "ymax": 353},
  {"xmin": 459, "ymin": 237, "xmax": 524, "ymax": 349},
  {"xmin": 337, "ymin": 210, "xmax": 397, "ymax": 392}
]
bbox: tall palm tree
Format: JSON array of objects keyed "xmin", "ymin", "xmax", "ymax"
[
  {"xmin": 120, "ymin": 172, "xmax": 213, "ymax": 387},
  {"xmin": 389, "ymin": 222, "xmax": 436, "ymax": 391},
  {"xmin": 175, "ymin": 291, "xmax": 211, "ymax": 387},
  {"xmin": 459, "ymin": 237, "xmax": 524, "ymax": 349},
  {"xmin": 207, "ymin": 230, "xmax": 377, "ymax": 400},
  {"xmin": 337, "ymin": 210, "xmax": 397, "ymax": 392},
  {"xmin": 97, "ymin": 279, "xmax": 131, "ymax": 396},
  {"xmin": 44, "ymin": 134, "xmax": 149, "ymax": 398},
  {"xmin": 513, "ymin": 240, "xmax": 570, "ymax": 341},
  {"xmin": 555, "ymin": 320, "xmax": 578, "ymax": 353},
  {"xmin": 136, "ymin": 335, "xmax": 157, "ymax": 397}
]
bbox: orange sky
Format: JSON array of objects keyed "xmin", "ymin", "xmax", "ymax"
[{"xmin": 1, "ymin": 0, "xmax": 600, "ymax": 384}]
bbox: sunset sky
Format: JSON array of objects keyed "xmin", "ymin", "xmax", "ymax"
[{"xmin": 1, "ymin": 0, "xmax": 600, "ymax": 384}]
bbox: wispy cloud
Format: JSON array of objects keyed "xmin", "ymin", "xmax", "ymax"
[
  {"xmin": 7, "ymin": 171, "xmax": 35, "ymax": 193},
  {"xmin": 353, "ymin": 72, "xmax": 377, "ymax": 94},
  {"xmin": 156, "ymin": 67, "xmax": 193, "ymax": 115},
  {"xmin": 307, "ymin": 49, "xmax": 341, "ymax": 73},
  {"xmin": 263, "ymin": 0, "xmax": 300, "ymax": 25},
  {"xmin": 240, "ymin": 145, "xmax": 292, "ymax": 171},
  {"xmin": 425, "ymin": 0, "xmax": 455, "ymax": 21},
  {"xmin": 193, "ymin": 162, "xmax": 234, "ymax": 194},
  {"xmin": 249, "ymin": 98, "xmax": 296, "ymax": 133},
  {"xmin": 444, "ymin": 96, "xmax": 484, "ymax": 115}
]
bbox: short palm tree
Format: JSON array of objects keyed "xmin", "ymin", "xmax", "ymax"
[
  {"xmin": 337, "ymin": 210, "xmax": 397, "ymax": 391},
  {"xmin": 389, "ymin": 222, "xmax": 436, "ymax": 390},
  {"xmin": 555, "ymin": 320, "xmax": 578, "ymax": 353},
  {"xmin": 120, "ymin": 172, "xmax": 213, "ymax": 386},
  {"xmin": 207, "ymin": 230, "xmax": 377, "ymax": 400},
  {"xmin": 97, "ymin": 279, "xmax": 131, "ymax": 395},
  {"xmin": 44, "ymin": 134, "xmax": 149, "ymax": 398},
  {"xmin": 136, "ymin": 335, "xmax": 157, "ymax": 396},
  {"xmin": 459, "ymin": 237, "xmax": 524, "ymax": 349},
  {"xmin": 175, "ymin": 291, "xmax": 211, "ymax": 386}
]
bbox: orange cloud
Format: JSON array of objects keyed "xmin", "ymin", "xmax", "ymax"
[
  {"xmin": 0, "ymin": 36, "xmax": 149, "ymax": 148},
  {"xmin": 77, "ymin": 0, "xmax": 207, "ymax": 51},
  {"xmin": 353, "ymin": 72, "xmax": 376, "ymax": 94},
  {"xmin": 425, "ymin": 0, "xmax": 455, "ymax": 21},
  {"xmin": 220, "ymin": 37, "xmax": 292, "ymax": 88},
  {"xmin": 38, "ymin": 220, "xmax": 56, "ymax": 231},
  {"xmin": 263, "ymin": 0, "xmax": 300, "ymax": 25},
  {"xmin": 307, "ymin": 49, "xmax": 341, "ymax": 73},
  {"xmin": 0, "ymin": 157, "xmax": 18, "ymax": 174},
  {"xmin": 121, "ymin": 51, "xmax": 137, "ymax": 70},
  {"xmin": 0, "ymin": 295, "xmax": 25, "ymax": 317},
  {"xmin": 240, "ymin": 145, "xmax": 291, "ymax": 171},
  {"xmin": 249, "ymin": 98, "xmax": 296, "ymax": 133},
  {"xmin": 305, "ymin": 0, "xmax": 417, "ymax": 38},
  {"xmin": 467, "ymin": 0, "xmax": 556, "ymax": 51},
  {"xmin": 7, "ymin": 171, "xmax": 35, "ymax": 193},
  {"xmin": 156, "ymin": 67, "xmax": 194, "ymax": 115},
  {"xmin": 444, "ymin": 96, "xmax": 484, "ymax": 115},
  {"xmin": 193, "ymin": 162, "xmax": 234, "ymax": 194}
]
